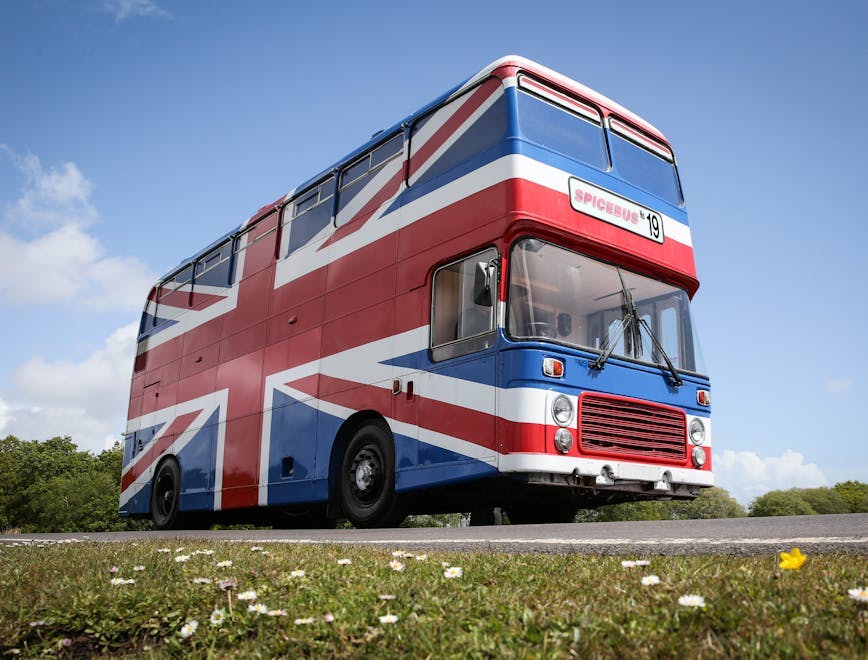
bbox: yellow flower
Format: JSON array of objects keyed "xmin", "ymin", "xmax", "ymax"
[{"xmin": 779, "ymin": 547, "xmax": 807, "ymax": 570}]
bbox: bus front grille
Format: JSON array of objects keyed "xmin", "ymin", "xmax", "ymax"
[{"xmin": 579, "ymin": 394, "xmax": 686, "ymax": 462}]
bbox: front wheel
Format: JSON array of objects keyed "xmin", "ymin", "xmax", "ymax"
[
  {"xmin": 151, "ymin": 457, "xmax": 181, "ymax": 530},
  {"xmin": 340, "ymin": 420, "xmax": 404, "ymax": 528}
]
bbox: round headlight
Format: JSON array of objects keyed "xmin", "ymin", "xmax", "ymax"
[
  {"xmin": 554, "ymin": 428, "xmax": 573, "ymax": 454},
  {"xmin": 552, "ymin": 395, "xmax": 573, "ymax": 426},
  {"xmin": 689, "ymin": 418, "xmax": 706, "ymax": 445},
  {"xmin": 692, "ymin": 445, "xmax": 707, "ymax": 467}
]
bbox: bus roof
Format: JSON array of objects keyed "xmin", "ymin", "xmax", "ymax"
[{"xmin": 167, "ymin": 55, "xmax": 672, "ymax": 279}]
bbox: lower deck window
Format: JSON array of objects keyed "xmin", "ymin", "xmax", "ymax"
[{"xmin": 431, "ymin": 247, "xmax": 498, "ymax": 361}]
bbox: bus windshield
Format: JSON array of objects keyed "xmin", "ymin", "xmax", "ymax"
[{"xmin": 508, "ymin": 238, "xmax": 706, "ymax": 375}]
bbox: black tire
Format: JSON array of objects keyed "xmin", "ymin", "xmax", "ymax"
[
  {"xmin": 340, "ymin": 420, "xmax": 404, "ymax": 528},
  {"xmin": 151, "ymin": 457, "xmax": 181, "ymax": 530}
]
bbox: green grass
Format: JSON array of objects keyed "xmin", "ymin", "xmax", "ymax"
[{"xmin": 1, "ymin": 540, "xmax": 865, "ymax": 657}]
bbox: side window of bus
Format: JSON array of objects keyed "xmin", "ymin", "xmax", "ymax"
[
  {"xmin": 335, "ymin": 133, "xmax": 403, "ymax": 228},
  {"xmin": 431, "ymin": 248, "xmax": 498, "ymax": 361},
  {"xmin": 285, "ymin": 176, "xmax": 335, "ymax": 257},
  {"xmin": 409, "ymin": 77, "xmax": 506, "ymax": 189},
  {"xmin": 191, "ymin": 240, "xmax": 232, "ymax": 304},
  {"xmin": 154, "ymin": 264, "xmax": 192, "ymax": 321}
]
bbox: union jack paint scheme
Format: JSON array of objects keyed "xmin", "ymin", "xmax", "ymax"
[{"xmin": 121, "ymin": 56, "xmax": 712, "ymax": 528}]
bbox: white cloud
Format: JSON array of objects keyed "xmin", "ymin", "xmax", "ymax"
[
  {"xmin": 102, "ymin": 0, "xmax": 172, "ymax": 23},
  {"xmin": 0, "ymin": 323, "xmax": 138, "ymax": 453},
  {"xmin": 824, "ymin": 378, "xmax": 853, "ymax": 395},
  {"xmin": 714, "ymin": 449, "xmax": 827, "ymax": 505},
  {"xmin": 0, "ymin": 224, "xmax": 153, "ymax": 310},
  {"xmin": 1, "ymin": 147, "xmax": 97, "ymax": 229},
  {"xmin": 0, "ymin": 149, "xmax": 154, "ymax": 310}
]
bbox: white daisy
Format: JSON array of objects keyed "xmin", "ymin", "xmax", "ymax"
[
  {"xmin": 848, "ymin": 587, "xmax": 868, "ymax": 603},
  {"xmin": 678, "ymin": 594, "xmax": 706, "ymax": 608},
  {"xmin": 179, "ymin": 620, "xmax": 198, "ymax": 639}
]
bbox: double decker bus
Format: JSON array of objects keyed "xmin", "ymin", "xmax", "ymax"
[{"xmin": 120, "ymin": 56, "xmax": 712, "ymax": 529}]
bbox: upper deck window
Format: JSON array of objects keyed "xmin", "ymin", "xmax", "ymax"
[
  {"xmin": 286, "ymin": 175, "xmax": 336, "ymax": 255},
  {"xmin": 336, "ymin": 132, "xmax": 403, "ymax": 227},
  {"xmin": 516, "ymin": 76, "xmax": 608, "ymax": 170},
  {"xmin": 339, "ymin": 133, "xmax": 403, "ymax": 190},
  {"xmin": 609, "ymin": 118, "xmax": 683, "ymax": 207},
  {"xmin": 194, "ymin": 241, "xmax": 232, "ymax": 286}
]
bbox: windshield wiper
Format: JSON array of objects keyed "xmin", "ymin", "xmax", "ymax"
[
  {"xmin": 591, "ymin": 269, "xmax": 638, "ymax": 371},
  {"xmin": 637, "ymin": 316, "xmax": 683, "ymax": 387},
  {"xmin": 590, "ymin": 308, "xmax": 635, "ymax": 371},
  {"xmin": 590, "ymin": 269, "xmax": 683, "ymax": 387}
]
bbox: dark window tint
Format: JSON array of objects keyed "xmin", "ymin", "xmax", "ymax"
[
  {"xmin": 371, "ymin": 133, "xmax": 403, "ymax": 168},
  {"xmin": 287, "ymin": 176, "xmax": 336, "ymax": 255},
  {"xmin": 194, "ymin": 241, "xmax": 232, "ymax": 286},
  {"xmin": 517, "ymin": 86, "xmax": 608, "ymax": 170},
  {"xmin": 341, "ymin": 157, "xmax": 370, "ymax": 188},
  {"xmin": 610, "ymin": 132, "xmax": 682, "ymax": 206}
]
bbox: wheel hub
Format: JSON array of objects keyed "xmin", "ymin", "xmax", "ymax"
[
  {"xmin": 354, "ymin": 458, "xmax": 378, "ymax": 491},
  {"xmin": 350, "ymin": 448, "xmax": 381, "ymax": 500}
]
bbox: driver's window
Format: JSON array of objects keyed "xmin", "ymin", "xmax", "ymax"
[{"xmin": 431, "ymin": 248, "xmax": 498, "ymax": 361}]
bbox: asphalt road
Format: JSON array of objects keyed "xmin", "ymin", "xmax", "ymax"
[{"xmin": 2, "ymin": 514, "xmax": 866, "ymax": 556}]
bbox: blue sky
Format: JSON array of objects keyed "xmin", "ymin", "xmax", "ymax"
[{"xmin": 1, "ymin": 0, "xmax": 866, "ymax": 504}]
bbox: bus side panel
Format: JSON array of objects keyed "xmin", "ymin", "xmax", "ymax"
[
  {"xmin": 176, "ymin": 408, "xmax": 219, "ymax": 512},
  {"xmin": 263, "ymin": 389, "xmax": 327, "ymax": 506},
  {"xmin": 212, "ymin": 218, "xmax": 277, "ymax": 511}
]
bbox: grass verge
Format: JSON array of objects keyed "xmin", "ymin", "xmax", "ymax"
[{"xmin": 1, "ymin": 540, "xmax": 865, "ymax": 657}]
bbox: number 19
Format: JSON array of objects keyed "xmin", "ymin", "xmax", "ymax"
[{"xmin": 648, "ymin": 213, "xmax": 661, "ymax": 240}]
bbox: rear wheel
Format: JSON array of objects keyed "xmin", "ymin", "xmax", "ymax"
[
  {"xmin": 151, "ymin": 458, "xmax": 181, "ymax": 530},
  {"xmin": 340, "ymin": 420, "xmax": 404, "ymax": 528}
]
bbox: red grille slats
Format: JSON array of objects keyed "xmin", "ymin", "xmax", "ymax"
[{"xmin": 579, "ymin": 393, "xmax": 687, "ymax": 462}]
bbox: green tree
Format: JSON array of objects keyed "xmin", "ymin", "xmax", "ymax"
[
  {"xmin": 0, "ymin": 434, "xmax": 136, "ymax": 533},
  {"xmin": 576, "ymin": 487, "xmax": 746, "ymax": 522},
  {"xmin": 577, "ymin": 499, "xmax": 669, "ymax": 523},
  {"xmin": 749, "ymin": 490, "xmax": 816, "ymax": 517},
  {"xmin": 795, "ymin": 487, "xmax": 849, "ymax": 515},
  {"xmin": 833, "ymin": 481, "xmax": 868, "ymax": 513},
  {"xmin": 23, "ymin": 472, "xmax": 127, "ymax": 532},
  {"xmin": 668, "ymin": 487, "xmax": 747, "ymax": 519}
]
